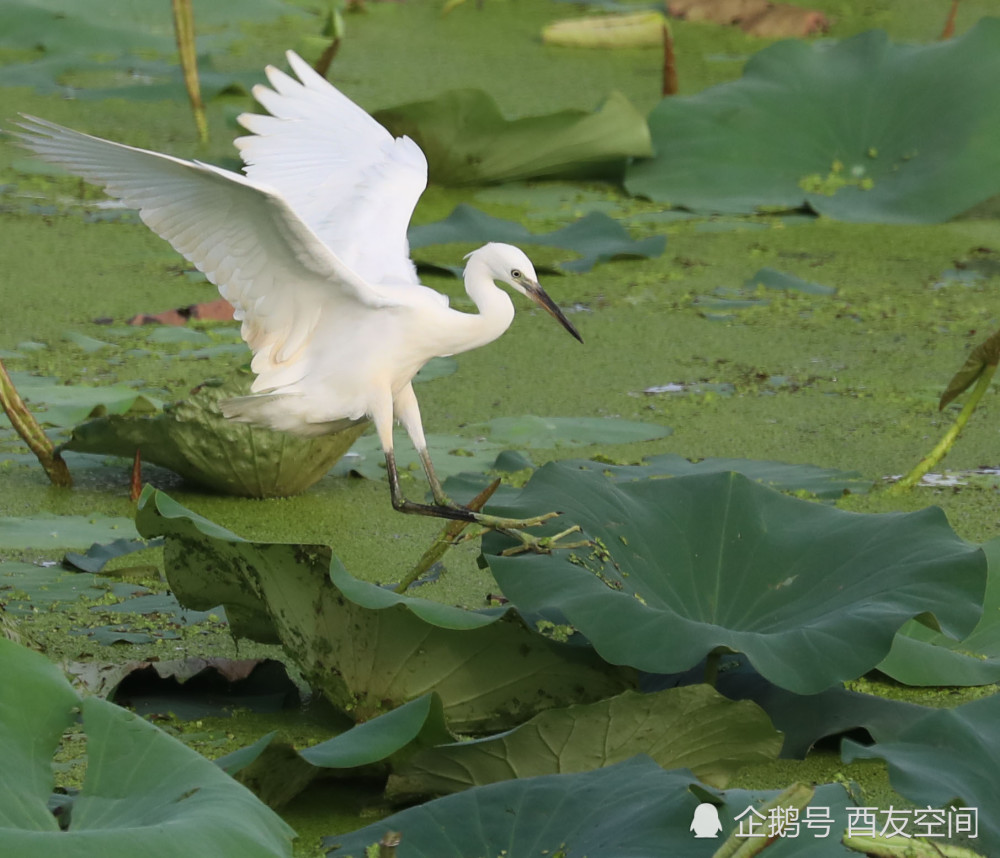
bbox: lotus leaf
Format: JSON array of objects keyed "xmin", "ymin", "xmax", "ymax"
[
  {"xmin": 0, "ymin": 513, "xmax": 138, "ymax": 550},
  {"xmin": 335, "ymin": 415, "xmax": 670, "ymax": 484},
  {"xmin": 136, "ymin": 488, "xmax": 631, "ymax": 731},
  {"xmin": 3, "ymin": 371, "xmax": 160, "ymax": 428},
  {"xmin": 374, "ymin": 89, "xmax": 652, "ymax": 185},
  {"xmin": 409, "ymin": 204, "xmax": 666, "ymax": 273},
  {"xmin": 2, "ymin": 0, "xmax": 298, "ymax": 52},
  {"xmin": 62, "ymin": 377, "xmax": 367, "ymax": 498},
  {"xmin": 0, "ymin": 53, "xmax": 261, "ymax": 102},
  {"xmin": 326, "ymin": 757, "xmax": 860, "ymax": 857},
  {"xmin": 843, "ymin": 693, "xmax": 1000, "ymax": 855},
  {"xmin": 0, "ymin": 561, "xmax": 144, "ymax": 615},
  {"xmin": 388, "ymin": 684, "xmax": 781, "ymax": 798},
  {"xmin": 0, "ymin": 639, "xmax": 294, "ymax": 857},
  {"xmin": 64, "ymin": 536, "xmax": 161, "ymax": 573},
  {"xmin": 652, "ymin": 654, "xmax": 931, "ymax": 758},
  {"xmin": 876, "ymin": 536, "xmax": 1000, "ymax": 686},
  {"xmin": 477, "ymin": 415, "xmax": 671, "ymax": 447},
  {"xmin": 562, "ymin": 453, "xmax": 869, "ymax": 499},
  {"xmin": 483, "ymin": 464, "xmax": 985, "ymax": 694},
  {"xmin": 216, "ymin": 694, "xmax": 454, "ymax": 807},
  {"xmin": 333, "ymin": 431, "xmax": 504, "ymax": 483},
  {"xmin": 625, "ymin": 20, "xmax": 1000, "ymax": 223},
  {"xmin": 745, "ymin": 267, "xmax": 837, "ymax": 296}
]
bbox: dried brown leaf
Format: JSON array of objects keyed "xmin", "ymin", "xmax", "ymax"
[
  {"xmin": 742, "ymin": 6, "xmax": 830, "ymax": 37},
  {"xmin": 127, "ymin": 297, "xmax": 234, "ymax": 326}
]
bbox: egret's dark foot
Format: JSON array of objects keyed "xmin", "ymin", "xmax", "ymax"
[
  {"xmin": 496, "ymin": 524, "xmax": 588, "ymax": 556},
  {"xmin": 393, "ymin": 498, "xmax": 482, "ymax": 522}
]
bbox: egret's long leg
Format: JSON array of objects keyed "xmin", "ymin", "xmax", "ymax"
[
  {"xmin": 394, "ymin": 383, "xmax": 452, "ymax": 506},
  {"xmin": 392, "ymin": 383, "xmax": 561, "ymax": 531},
  {"xmin": 374, "ymin": 391, "xmax": 471, "ymax": 520}
]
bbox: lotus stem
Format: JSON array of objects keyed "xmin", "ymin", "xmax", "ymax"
[
  {"xmin": 663, "ymin": 23, "xmax": 678, "ymax": 96},
  {"xmin": 394, "ymin": 478, "xmax": 501, "ymax": 593},
  {"xmin": 704, "ymin": 648, "xmax": 721, "ymax": 687},
  {"xmin": 314, "ymin": 4, "xmax": 346, "ymax": 79},
  {"xmin": 171, "ymin": 0, "xmax": 208, "ymax": 143},
  {"xmin": 711, "ymin": 783, "xmax": 815, "ymax": 858},
  {"xmin": 887, "ymin": 361, "xmax": 996, "ymax": 494},
  {"xmin": 844, "ymin": 833, "xmax": 985, "ymax": 857},
  {"xmin": 0, "ymin": 357, "xmax": 72, "ymax": 488},
  {"xmin": 940, "ymin": 0, "xmax": 962, "ymax": 40},
  {"xmin": 130, "ymin": 448, "xmax": 143, "ymax": 503}
]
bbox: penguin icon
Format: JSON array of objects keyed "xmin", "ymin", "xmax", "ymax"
[{"xmin": 690, "ymin": 802, "xmax": 723, "ymax": 838}]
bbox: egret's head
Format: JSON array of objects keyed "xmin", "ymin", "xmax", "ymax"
[{"xmin": 466, "ymin": 243, "xmax": 582, "ymax": 343}]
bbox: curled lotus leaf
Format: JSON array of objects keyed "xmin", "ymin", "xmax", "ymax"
[{"xmin": 62, "ymin": 376, "xmax": 367, "ymax": 498}]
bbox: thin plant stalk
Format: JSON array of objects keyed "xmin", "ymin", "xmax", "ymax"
[
  {"xmin": 171, "ymin": 0, "xmax": 208, "ymax": 143},
  {"xmin": 844, "ymin": 833, "xmax": 985, "ymax": 858},
  {"xmin": 0, "ymin": 357, "xmax": 72, "ymax": 488},
  {"xmin": 888, "ymin": 362, "xmax": 997, "ymax": 494},
  {"xmin": 940, "ymin": 0, "xmax": 962, "ymax": 40},
  {"xmin": 130, "ymin": 448, "xmax": 143, "ymax": 503},
  {"xmin": 394, "ymin": 478, "xmax": 501, "ymax": 593},
  {"xmin": 710, "ymin": 782, "xmax": 815, "ymax": 858},
  {"xmin": 662, "ymin": 24, "xmax": 678, "ymax": 96},
  {"xmin": 314, "ymin": 4, "xmax": 346, "ymax": 79},
  {"xmin": 704, "ymin": 648, "xmax": 721, "ymax": 687}
]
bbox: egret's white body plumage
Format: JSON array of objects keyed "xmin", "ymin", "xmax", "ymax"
[{"xmin": 16, "ymin": 51, "xmax": 581, "ymax": 521}]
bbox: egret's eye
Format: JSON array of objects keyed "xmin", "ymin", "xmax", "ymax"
[{"xmin": 510, "ymin": 269, "xmax": 522, "ymax": 280}]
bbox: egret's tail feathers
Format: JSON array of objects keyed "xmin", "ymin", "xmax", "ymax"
[{"xmin": 221, "ymin": 394, "xmax": 367, "ymax": 437}]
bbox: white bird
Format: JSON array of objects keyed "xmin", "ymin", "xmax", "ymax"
[{"xmin": 15, "ymin": 51, "xmax": 582, "ymax": 533}]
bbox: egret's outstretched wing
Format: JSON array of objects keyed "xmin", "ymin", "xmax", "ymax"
[
  {"xmin": 14, "ymin": 115, "xmax": 405, "ymax": 389},
  {"xmin": 236, "ymin": 51, "xmax": 427, "ymax": 290}
]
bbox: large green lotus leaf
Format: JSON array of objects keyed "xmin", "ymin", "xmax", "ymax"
[
  {"xmin": 326, "ymin": 757, "xmax": 860, "ymax": 858},
  {"xmin": 625, "ymin": 20, "xmax": 1000, "ymax": 223},
  {"xmin": 374, "ymin": 89, "xmax": 651, "ymax": 186},
  {"xmin": 483, "ymin": 464, "xmax": 985, "ymax": 694},
  {"xmin": 0, "ymin": 639, "xmax": 293, "ymax": 857},
  {"xmin": 408, "ymin": 204, "xmax": 666, "ymax": 273},
  {"xmin": 63, "ymin": 378, "xmax": 366, "ymax": 498},
  {"xmin": 136, "ymin": 488, "xmax": 631, "ymax": 732},
  {"xmin": 388, "ymin": 684, "xmax": 781, "ymax": 799},
  {"xmin": 876, "ymin": 536, "xmax": 1000, "ymax": 686},
  {"xmin": 843, "ymin": 693, "xmax": 1000, "ymax": 855}
]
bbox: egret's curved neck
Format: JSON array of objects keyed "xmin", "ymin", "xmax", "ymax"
[{"xmin": 439, "ymin": 257, "xmax": 515, "ymax": 356}]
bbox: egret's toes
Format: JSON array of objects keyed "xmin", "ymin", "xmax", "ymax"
[
  {"xmin": 469, "ymin": 509, "xmax": 562, "ymax": 531},
  {"xmin": 498, "ymin": 524, "xmax": 588, "ymax": 556}
]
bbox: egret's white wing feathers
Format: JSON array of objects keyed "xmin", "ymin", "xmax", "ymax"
[
  {"xmin": 236, "ymin": 51, "xmax": 430, "ymax": 293},
  {"xmin": 14, "ymin": 115, "xmax": 416, "ymax": 392}
]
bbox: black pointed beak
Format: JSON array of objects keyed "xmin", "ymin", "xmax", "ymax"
[{"xmin": 524, "ymin": 281, "xmax": 583, "ymax": 343}]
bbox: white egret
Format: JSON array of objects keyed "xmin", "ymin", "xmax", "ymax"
[{"xmin": 15, "ymin": 51, "xmax": 582, "ymax": 537}]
